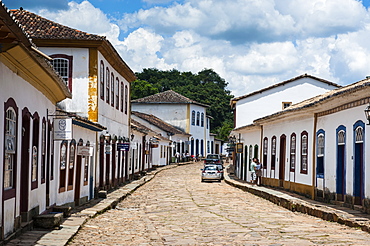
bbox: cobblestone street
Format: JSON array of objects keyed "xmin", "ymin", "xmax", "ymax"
[{"xmin": 69, "ymin": 163, "xmax": 370, "ymax": 245}]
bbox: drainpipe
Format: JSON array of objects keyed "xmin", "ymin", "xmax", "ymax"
[{"xmin": 312, "ymin": 113, "xmax": 318, "ymax": 200}]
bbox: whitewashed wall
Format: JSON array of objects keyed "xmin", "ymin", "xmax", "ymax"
[
  {"xmin": 0, "ymin": 63, "xmax": 56, "ymax": 237},
  {"xmin": 317, "ymin": 105, "xmax": 369, "ymax": 198},
  {"xmin": 235, "ymin": 78, "xmax": 339, "ymax": 128},
  {"xmin": 263, "ymin": 116, "xmax": 314, "ymax": 186}
]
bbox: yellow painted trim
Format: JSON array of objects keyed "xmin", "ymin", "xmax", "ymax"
[
  {"xmin": 263, "ymin": 177, "xmax": 313, "ymax": 198},
  {"xmin": 186, "ymin": 104, "xmax": 190, "ymax": 133},
  {"xmin": 88, "ymin": 48, "xmax": 98, "ymax": 122}
]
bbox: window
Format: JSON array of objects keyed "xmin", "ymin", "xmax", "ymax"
[
  {"xmin": 201, "ymin": 113, "xmax": 204, "ymax": 127},
  {"xmin": 207, "ymin": 118, "xmax": 209, "ymax": 129},
  {"xmin": 41, "ymin": 119, "xmax": 46, "ymax": 183},
  {"xmin": 192, "ymin": 111, "xmax": 195, "ymax": 125},
  {"xmin": 59, "ymin": 140, "xmax": 67, "ymax": 192},
  {"xmin": 271, "ymin": 136, "xmax": 276, "ymax": 170},
  {"xmin": 301, "ymin": 131, "xmax": 308, "ymax": 174},
  {"xmin": 111, "ymin": 73, "xmax": 114, "ymax": 107},
  {"xmin": 290, "ymin": 133, "xmax": 296, "ymax": 171},
  {"xmin": 282, "ymin": 102, "xmax": 292, "ymax": 109},
  {"xmin": 100, "ymin": 61, "xmax": 104, "ymax": 100},
  {"xmin": 84, "ymin": 141, "xmax": 90, "ymax": 185},
  {"xmin": 263, "ymin": 137, "xmax": 268, "ymax": 169},
  {"xmin": 125, "ymin": 85, "xmax": 128, "ymax": 114},
  {"xmin": 51, "ymin": 55, "xmax": 73, "ymax": 92},
  {"xmin": 116, "ymin": 78, "xmax": 119, "ymax": 109},
  {"xmin": 31, "ymin": 113, "xmax": 39, "ymax": 190},
  {"xmin": 4, "ymin": 100, "xmax": 17, "ymax": 199},
  {"xmin": 355, "ymin": 126, "xmax": 364, "ymax": 143},
  {"xmin": 106, "ymin": 68, "xmax": 110, "ymax": 103},
  {"xmin": 68, "ymin": 140, "xmax": 76, "ymax": 190},
  {"xmin": 120, "ymin": 82, "xmax": 124, "ymax": 112},
  {"xmin": 338, "ymin": 130, "xmax": 345, "ymax": 145},
  {"xmin": 196, "ymin": 112, "xmax": 200, "ymax": 126},
  {"xmin": 316, "ymin": 132, "xmax": 325, "ymax": 178}
]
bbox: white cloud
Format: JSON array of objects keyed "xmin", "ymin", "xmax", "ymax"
[{"xmin": 32, "ymin": 0, "xmax": 370, "ymax": 97}]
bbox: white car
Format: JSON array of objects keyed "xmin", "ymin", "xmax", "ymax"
[{"xmin": 201, "ymin": 165, "xmax": 222, "ymax": 182}]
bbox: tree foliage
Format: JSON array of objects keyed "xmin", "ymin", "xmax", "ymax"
[{"xmin": 132, "ymin": 68, "xmax": 234, "ymax": 140}]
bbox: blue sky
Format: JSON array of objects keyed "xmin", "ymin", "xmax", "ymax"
[{"xmin": 3, "ymin": 0, "xmax": 370, "ymax": 97}]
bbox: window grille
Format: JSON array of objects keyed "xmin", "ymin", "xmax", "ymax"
[
  {"xmin": 355, "ymin": 126, "xmax": 364, "ymax": 143},
  {"xmin": 338, "ymin": 130, "xmax": 345, "ymax": 145},
  {"xmin": 317, "ymin": 134, "xmax": 324, "ymax": 157},
  {"xmin": 52, "ymin": 58, "xmax": 69, "ymax": 85}
]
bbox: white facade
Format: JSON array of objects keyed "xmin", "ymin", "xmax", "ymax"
[{"xmin": 232, "ymin": 75, "xmax": 340, "ymax": 128}]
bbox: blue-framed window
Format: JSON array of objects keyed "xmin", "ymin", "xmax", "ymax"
[
  {"xmin": 201, "ymin": 113, "xmax": 204, "ymax": 127},
  {"xmin": 196, "ymin": 112, "xmax": 200, "ymax": 126},
  {"xmin": 191, "ymin": 111, "xmax": 195, "ymax": 125},
  {"xmin": 316, "ymin": 129, "xmax": 325, "ymax": 178}
]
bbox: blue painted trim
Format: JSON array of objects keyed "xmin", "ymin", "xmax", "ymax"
[
  {"xmin": 316, "ymin": 129, "xmax": 325, "ymax": 179},
  {"xmin": 336, "ymin": 125, "xmax": 346, "ymax": 195},
  {"xmin": 353, "ymin": 120, "xmax": 365, "ymax": 198}
]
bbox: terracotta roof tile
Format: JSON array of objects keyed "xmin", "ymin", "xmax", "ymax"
[
  {"xmin": 132, "ymin": 90, "xmax": 209, "ymax": 107},
  {"xmin": 132, "ymin": 111, "xmax": 190, "ymax": 136},
  {"xmin": 10, "ymin": 9, "xmax": 105, "ymax": 41}
]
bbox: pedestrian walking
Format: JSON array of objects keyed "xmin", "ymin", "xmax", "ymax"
[
  {"xmin": 175, "ymin": 152, "xmax": 180, "ymax": 163},
  {"xmin": 254, "ymin": 158, "xmax": 262, "ymax": 186},
  {"xmin": 250, "ymin": 158, "xmax": 257, "ymax": 184}
]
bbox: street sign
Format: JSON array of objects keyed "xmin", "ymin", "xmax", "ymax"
[
  {"xmin": 117, "ymin": 143, "xmax": 130, "ymax": 151},
  {"xmin": 54, "ymin": 118, "xmax": 72, "ymax": 140},
  {"xmin": 77, "ymin": 146, "xmax": 93, "ymax": 156}
]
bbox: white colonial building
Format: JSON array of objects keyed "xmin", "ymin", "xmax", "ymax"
[
  {"xmin": 232, "ymin": 73, "xmax": 370, "ymax": 211},
  {"xmin": 0, "ymin": 4, "xmax": 71, "ymax": 239},
  {"xmin": 12, "ymin": 9, "xmax": 136, "ymax": 200},
  {"xmin": 132, "ymin": 90, "xmax": 212, "ymax": 157}
]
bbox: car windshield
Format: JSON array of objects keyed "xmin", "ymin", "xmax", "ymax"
[
  {"xmin": 204, "ymin": 166, "xmax": 217, "ymax": 170},
  {"xmin": 206, "ymin": 155, "xmax": 219, "ymax": 159}
]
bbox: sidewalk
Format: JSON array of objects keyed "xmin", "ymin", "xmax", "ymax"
[
  {"xmin": 224, "ymin": 164, "xmax": 370, "ymax": 233},
  {"xmin": 6, "ymin": 164, "xmax": 183, "ymax": 246}
]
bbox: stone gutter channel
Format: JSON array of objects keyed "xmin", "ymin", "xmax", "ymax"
[
  {"xmin": 7, "ymin": 161, "xmax": 370, "ymax": 245},
  {"xmin": 224, "ymin": 164, "xmax": 370, "ymax": 233}
]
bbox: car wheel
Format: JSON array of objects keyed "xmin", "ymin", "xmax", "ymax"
[{"xmin": 201, "ymin": 179, "xmax": 204, "ymax": 182}]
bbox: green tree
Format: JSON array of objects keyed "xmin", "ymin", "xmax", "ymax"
[{"xmin": 134, "ymin": 68, "xmax": 234, "ymax": 140}]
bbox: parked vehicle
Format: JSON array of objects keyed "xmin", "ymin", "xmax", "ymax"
[
  {"xmin": 201, "ymin": 165, "xmax": 223, "ymax": 182},
  {"xmin": 204, "ymin": 154, "xmax": 223, "ymax": 165}
]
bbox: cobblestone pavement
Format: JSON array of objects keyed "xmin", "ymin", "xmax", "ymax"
[{"xmin": 69, "ymin": 163, "xmax": 370, "ymax": 246}]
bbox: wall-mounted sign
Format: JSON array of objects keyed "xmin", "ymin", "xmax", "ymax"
[
  {"xmin": 77, "ymin": 146, "xmax": 93, "ymax": 156},
  {"xmin": 105, "ymin": 145, "xmax": 112, "ymax": 154},
  {"xmin": 117, "ymin": 143, "xmax": 130, "ymax": 151},
  {"xmin": 236, "ymin": 143, "xmax": 244, "ymax": 153},
  {"xmin": 151, "ymin": 143, "xmax": 159, "ymax": 148},
  {"xmin": 54, "ymin": 118, "xmax": 72, "ymax": 140}
]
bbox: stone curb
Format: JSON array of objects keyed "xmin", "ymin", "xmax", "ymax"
[
  {"xmin": 34, "ymin": 163, "xmax": 185, "ymax": 246},
  {"xmin": 224, "ymin": 165, "xmax": 370, "ymax": 233}
]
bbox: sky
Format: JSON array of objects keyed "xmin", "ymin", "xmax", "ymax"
[{"xmin": 3, "ymin": 0, "xmax": 370, "ymax": 97}]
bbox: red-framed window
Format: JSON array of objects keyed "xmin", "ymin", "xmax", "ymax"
[
  {"xmin": 100, "ymin": 61, "xmax": 104, "ymax": 100},
  {"xmin": 263, "ymin": 137, "xmax": 268, "ymax": 169},
  {"xmin": 111, "ymin": 72, "xmax": 114, "ymax": 107},
  {"xmin": 83, "ymin": 141, "xmax": 90, "ymax": 186},
  {"xmin": 31, "ymin": 112, "xmax": 39, "ymax": 190},
  {"xmin": 125, "ymin": 85, "xmax": 128, "ymax": 114},
  {"xmin": 270, "ymin": 136, "xmax": 276, "ymax": 170},
  {"xmin": 68, "ymin": 139, "xmax": 76, "ymax": 190},
  {"xmin": 50, "ymin": 54, "xmax": 73, "ymax": 92},
  {"xmin": 41, "ymin": 118, "xmax": 46, "ymax": 184},
  {"xmin": 59, "ymin": 140, "xmax": 68, "ymax": 192},
  {"xmin": 106, "ymin": 68, "xmax": 110, "ymax": 104},
  {"xmin": 300, "ymin": 131, "xmax": 308, "ymax": 174},
  {"xmin": 116, "ymin": 77, "xmax": 119, "ymax": 110},
  {"xmin": 120, "ymin": 82, "xmax": 124, "ymax": 112},
  {"xmin": 4, "ymin": 98, "xmax": 18, "ymax": 200},
  {"xmin": 290, "ymin": 133, "xmax": 296, "ymax": 172}
]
